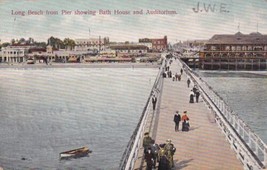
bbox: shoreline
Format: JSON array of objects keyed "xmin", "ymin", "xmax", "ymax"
[{"xmin": 0, "ymin": 62, "xmax": 160, "ymax": 69}]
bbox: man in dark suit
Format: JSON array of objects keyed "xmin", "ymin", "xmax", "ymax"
[
  {"xmin": 152, "ymin": 95, "xmax": 157, "ymax": 111},
  {"xmin": 173, "ymin": 111, "xmax": 181, "ymax": 131}
]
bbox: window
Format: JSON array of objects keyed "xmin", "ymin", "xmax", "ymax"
[
  {"xmin": 231, "ymin": 46, "xmax": 236, "ymax": 51},
  {"xmin": 211, "ymin": 46, "xmax": 216, "ymax": 51}
]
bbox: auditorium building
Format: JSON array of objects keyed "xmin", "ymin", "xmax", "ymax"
[{"xmin": 199, "ymin": 32, "xmax": 267, "ymax": 70}]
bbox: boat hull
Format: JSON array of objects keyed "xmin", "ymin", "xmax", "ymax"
[{"xmin": 60, "ymin": 147, "xmax": 91, "ymax": 160}]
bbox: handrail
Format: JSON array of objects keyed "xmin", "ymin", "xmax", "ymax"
[
  {"xmin": 119, "ymin": 57, "xmax": 165, "ymax": 170},
  {"xmin": 178, "ymin": 57, "xmax": 267, "ymax": 170}
]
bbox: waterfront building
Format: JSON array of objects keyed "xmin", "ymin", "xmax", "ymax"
[
  {"xmin": 109, "ymin": 44, "xmax": 148, "ymax": 54},
  {"xmin": 199, "ymin": 32, "xmax": 267, "ymax": 70},
  {"xmin": 137, "ymin": 38, "xmax": 153, "ymax": 50},
  {"xmin": 27, "ymin": 45, "xmax": 89, "ymax": 63},
  {"xmin": 74, "ymin": 37, "xmax": 109, "ymax": 51},
  {"xmin": 183, "ymin": 39, "xmax": 207, "ymax": 48},
  {"xmin": 84, "ymin": 57, "xmax": 132, "ymax": 63},
  {"xmin": 139, "ymin": 36, "xmax": 168, "ymax": 52},
  {"xmin": 0, "ymin": 44, "xmax": 33, "ymax": 63}
]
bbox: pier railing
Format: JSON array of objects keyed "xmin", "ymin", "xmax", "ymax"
[
  {"xmin": 179, "ymin": 58, "xmax": 267, "ymax": 170},
  {"xmin": 119, "ymin": 58, "xmax": 165, "ymax": 170}
]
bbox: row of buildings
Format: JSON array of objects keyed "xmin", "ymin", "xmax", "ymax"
[
  {"xmin": 0, "ymin": 36, "xmax": 168, "ymax": 64},
  {"xmin": 3, "ymin": 31, "xmax": 267, "ymax": 70}
]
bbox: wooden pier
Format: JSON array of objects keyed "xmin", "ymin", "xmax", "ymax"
[{"xmin": 138, "ymin": 58, "xmax": 243, "ymax": 169}]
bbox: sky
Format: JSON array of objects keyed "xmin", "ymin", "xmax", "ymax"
[{"xmin": 0, "ymin": 0, "xmax": 267, "ymax": 43}]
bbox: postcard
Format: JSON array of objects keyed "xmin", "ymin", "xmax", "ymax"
[{"xmin": 0, "ymin": 0, "xmax": 266, "ymax": 169}]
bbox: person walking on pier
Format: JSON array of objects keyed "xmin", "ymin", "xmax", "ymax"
[
  {"xmin": 189, "ymin": 90, "xmax": 195, "ymax": 103},
  {"xmin": 180, "ymin": 68, "xmax": 183, "ymax": 75},
  {"xmin": 195, "ymin": 88, "xmax": 200, "ymax": 103},
  {"xmin": 193, "ymin": 85, "xmax": 198, "ymax": 94},
  {"xmin": 158, "ymin": 143, "xmax": 166, "ymax": 162},
  {"xmin": 181, "ymin": 111, "xmax": 190, "ymax": 132},
  {"xmin": 182, "ymin": 119, "xmax": 190, "ymax": 132},
  {"xmin": 178, "ymin": 74, "xmax": 181, "ymax": 81},
  {"xmin": 173, "ymin": 111, "xmax": 181, "ymax": 132},
  {"xmin": 187, "ymin": 78, "xmax": 191, "ymax": 88},
  {"xmin": 181, "ymin": 111, "xmax": 189, "ymax": 121},
  {"xmin": 172, "ymin": 74, "xmax": 175, "ymax": 81},
  {"xmin": 158, "ymin": 154, "xmax": 170, "ymax": 170},
  {"xmin": 163, "ymin": 71, "xmax": 167, "ymax": 78},
  {"xmin": 175, "ymin": 73, "xmax": 178, "ymax": 81},
  {"xmin": 144, "ymin": 147, "xmax": 154, "ymax": 170},
  {"xmin": 143, "ymin": 132, "xmax": 154, "ymax": 153},
  {"xmin": 169, "ymin": 70, "xmax": 172, "ymax": 78},
  {"xmin": 152, "ymin": 94, "xmax": 157, "ymax": 111},
  {"xmin": 164, "ymin": 139, "xmax": 176, "ymax": 168}
]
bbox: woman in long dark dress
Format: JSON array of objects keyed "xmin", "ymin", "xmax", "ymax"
[
  {"xmin": 189, "ymin": 90, "xmax": 194, "ymax": 103},
  {"xmin": 158, "ymin": 155, "xmax": 170, "ymax": 170},
  {"xmin": 182, "ymin": 120, "xmax": 190, "ymax": 132}
]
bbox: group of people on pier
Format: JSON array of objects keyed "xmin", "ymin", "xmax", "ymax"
[
  {"xmin": 143, "ymin": 132, "xmax": 176, "ymax": 170},
  {"xmin": 163, "ymin": 58, "xmax": 183, "ymax": 82},
  {"xmin": 189, "ymin": 84, "xmax": 201, "ymax": 103},
  {"xmin": 174, "ymin": 111, "xmax": 190, "ymax": 132},
  {"xmin": 163, "ymin": 57, "xmax": 202, "ymax": 102},
  {"xmin": 145, "ymin": 55, "xmax": 200, "ymax": 169}
]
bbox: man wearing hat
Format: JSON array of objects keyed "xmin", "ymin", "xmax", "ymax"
[
  {"xmin": 152, "ymin": 94, "xmax": 157, "ymax": 111},
  {"xmin": 173, "ymin": 111, "xmax": 181, "ymax": 132},
  {"xmin": 143, "ymin": 132, "xmax": 153, "ymax": 153},
  {"xmin": 164, "ymin": 139, "xmax": 176, "ymax": 168}
]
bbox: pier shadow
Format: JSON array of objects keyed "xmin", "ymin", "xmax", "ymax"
[
  {"xmin": 159, "ymin": 106, "xmax": 168, "ymax": 110},
  {"xmin": 174, "ymin": 158, "xmax": 194, "ymax": 169},
  {"xmin": 189, "ymin": 126, "xmax": 200, "ymax": 131}
]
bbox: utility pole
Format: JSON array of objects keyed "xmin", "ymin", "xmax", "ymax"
[{"xmin": 99, "ymin": 35, "xmax": 101, "ymax": 52}]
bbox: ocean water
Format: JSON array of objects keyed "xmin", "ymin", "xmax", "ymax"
[
  {"xmin": 0, "ymin": 67, "xmax": 158, "ymax": 170},
  {"xmin": 197, "ymin": 71, "xmax": 267, "ymax": 143}
]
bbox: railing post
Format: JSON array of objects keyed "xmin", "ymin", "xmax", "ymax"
[
  {"xmin": 264, "ymin": 147, "xmax": 267, "ymax": 167},
  {"xmin": 255, "ymin": 140, "xmax": 259, "ymax": 156},
  {"xmin": 232, "ymin": 115, "xmax": 236, "ymax": 129},
  {"xmin": 242, "ymin": 124, "xmax": 245, "ymax": 139},
  {"xmin": 237, "ymin": 119, "xmax": 240, "ymax": 134},
  {"xmin": 248, "ymin": 132, "xmax": 252, "ymax": 148}
]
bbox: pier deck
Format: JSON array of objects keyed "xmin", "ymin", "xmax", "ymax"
[{"xmin": 152, "ymin": 59, "xmax": 243, "ymax": 169}]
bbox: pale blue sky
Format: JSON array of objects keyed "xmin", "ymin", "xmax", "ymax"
[{"xmin": 0, "ymin": 0, "xmax": 267, "ymax": 43}]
